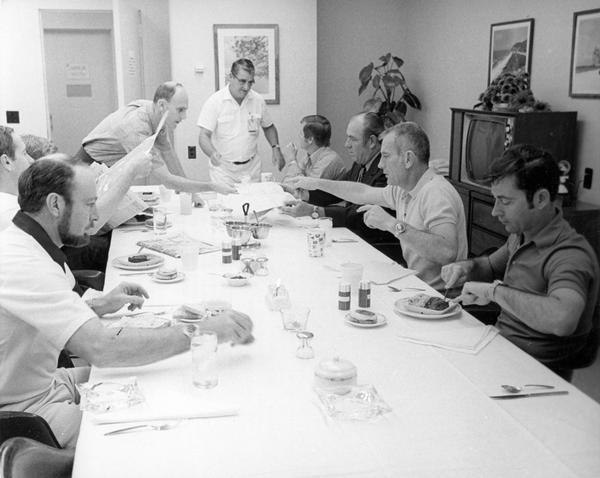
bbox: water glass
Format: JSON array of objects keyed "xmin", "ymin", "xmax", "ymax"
[
  {"xmin": 180, "ymin": 242, "xmax": 198, "ymax": 271},
  {"xmin": 317, "ymin": 217, "xmax": 333, "ymax": 246},
  {"xmin": 260, "ymin": 172, "xmax": 273, "ymax": 182},
  {"xmin": 152, "ymin": 206, "xmax": 168, "ymax": 235},
  {"xmin": 306, "ymin": 229, "xmax": 325, "ymax": 257},
  {"xmin": 191, "ymin": 331, "xmax": 218, "ymax": 389},
  {"xmin": 341, "ymin": 262, "xmax": 363, "ymax": 292},
  {"xmin": 281, "ymin": 306, "xmax": 310, "ymax": 332},
  {"xmin": 159, "ymin": 185, "xmax": 173, "ymax": 203},
  {"xmin": 180, "ymin": 192, "xmax": 192, "ymax": 215}
]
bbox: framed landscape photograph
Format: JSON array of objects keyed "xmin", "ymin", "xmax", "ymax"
[
  {"xmin": 569, "ymin": 8, "xmax": 600, "ymax": 98},
  {"xmin": 213, "ymin": 24, "xmax": 280, "ymax": 104},
  {"xmin": 488, "ymin": 18, "xmax": 534, "ymax": 85}
]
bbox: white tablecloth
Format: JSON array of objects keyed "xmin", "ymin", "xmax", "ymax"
[{"xmin": 73, "ymin": 199, "xmax": 600, "ymax": 478}]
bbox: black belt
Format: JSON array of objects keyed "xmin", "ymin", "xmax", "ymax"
[{"xmin": 232, "ymin": 158, "xmax": 252, "ymax": 165}]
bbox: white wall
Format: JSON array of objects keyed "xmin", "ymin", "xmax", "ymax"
[
  {"xmin": 0, "ymin": 0, "xmax": 112, "ymax": 137},
  {"xmin": 169, "ymin": 0, "xmax": 317, "ymax": 181}
]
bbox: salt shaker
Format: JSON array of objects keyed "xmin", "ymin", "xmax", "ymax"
[
  {"xmin": 358, "ymin": 280, "xmax": 371, "ymax": 308},
  {"xmin": 338, "ymin": 282, "xmax": 351, "ymax": 311},
  {"xmin": 221, "ymin": 241, "xmax": 232, "ymax": 264}
]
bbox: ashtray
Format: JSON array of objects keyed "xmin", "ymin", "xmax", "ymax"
[
  {"xmin": 315, "ymin": 384, "xmax": 392, "ymax": 421},
  {"xmin": 77, "ymin": 377, "xmax": 145, "ymax": 413}
]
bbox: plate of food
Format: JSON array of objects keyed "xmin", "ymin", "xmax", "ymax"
[
  {"xmin": 394, "ymin": 294, "xmax": 461, "ymax": 319},
  {"xmin": 150, "ymin": 267, "xmax": 184, "ymax": 284},
  {"xmin": 112, "ymin": 253, "xmax": 164, "ymax": 271},
  {"xmin": 344, "ymin": 309, "xmax": 387, "ymax": 328}
]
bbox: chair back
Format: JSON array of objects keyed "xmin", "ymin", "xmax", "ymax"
[
  {"xmin": 0, "ymin": 437, "xmax": 74, "ymax": 478},
  {"xmin": 0, "ymin": 412, "xmax": 60, "ymax": 448}
]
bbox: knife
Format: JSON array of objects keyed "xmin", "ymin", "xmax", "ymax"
[{"xmin": 490, "ymin": 390, "xmax": 568, "ymax": 399}]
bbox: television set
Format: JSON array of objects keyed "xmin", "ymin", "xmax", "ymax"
[{"xmin": 449, "ymin": 108, "xmax": 578, "ymax": 202}]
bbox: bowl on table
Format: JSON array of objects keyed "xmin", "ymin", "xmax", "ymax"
[
  {"xmin": 249, "ymin": 222, "xmax": 272, "ymax": 240},
  {"xmin": 223, "ymin": 272, "xmax": 251, "ymax": 287},
  {"xmin": 224, "ymin": 221, "xmax": 252, "ymax": 244}
]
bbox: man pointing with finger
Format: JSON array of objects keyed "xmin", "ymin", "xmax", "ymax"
[{"xmin": 288, "ymin": 122, "xmax": 467, "ymax": 289}]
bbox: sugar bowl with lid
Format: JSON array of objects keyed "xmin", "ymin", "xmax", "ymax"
[{"xmin": 314, "ymin": 356, "xmax": 357, "ymax": 394}]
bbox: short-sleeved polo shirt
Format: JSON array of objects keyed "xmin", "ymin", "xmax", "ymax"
[
  {"xmin": 489, "ymin": 209, "xmax": 599, "ymax": 363},
  {"xmin": 382, "ymin": 169, "xmax": 468, "ymax": 289}
]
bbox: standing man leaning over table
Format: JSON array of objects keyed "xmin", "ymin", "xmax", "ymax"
[
  {"xmin": 0, "ymin": 159, "xmax": 253, "ymax": 448},
  {"xmin": 197, "ymin": 59, "xmax": 285, "ymax": 184},
  {"xmin": 281, "ymin": 112, "xmax": 401, "ymax": 263},
  {"xmin": 288, "ymin": 122, "xmax": 467, "ymax": 290},
  {"xmin": 77, "ymin": 81, "xmax": 235, "ymax": 195},
  {"xmin": 441, "ymin": 145, "xmax": 599, "ymax": 380}
]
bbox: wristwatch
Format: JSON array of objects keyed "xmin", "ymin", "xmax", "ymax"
[
  {"xmin": 311, "ymin": 206, "xmax": 320, "ymax": 219},
  {"xmin": 393, "ymin": 221, "xmax": 406, "ymax": 237}
]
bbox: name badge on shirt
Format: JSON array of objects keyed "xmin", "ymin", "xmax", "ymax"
[{"xmin": 247, "ymin": 114, "xmax": 260, "ymax": 133}]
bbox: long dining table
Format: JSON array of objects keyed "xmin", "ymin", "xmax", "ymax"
[{"xmin": 73, "ymin": 191, "xmax": 600, "ymax": 478}]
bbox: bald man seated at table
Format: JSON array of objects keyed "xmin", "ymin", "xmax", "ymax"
[
  {"xmin": 288, "ymin": 122, "xmax": 467, "ymax": 290},
  {"xmin": 78, "ymin": 81, "xmax": 235, "ymax": 196},
  {"xmin": 0, "ymin": 159, "xmax": 253, "ymax": 448}
]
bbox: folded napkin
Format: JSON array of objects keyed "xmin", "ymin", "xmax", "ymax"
[
  {"xmin": 92, "ymin": 406, "xmax": 239, "ymax": 425},
  {"xmin": 397, "ymin": 319, "xmax": 499, "ymax": 354}
]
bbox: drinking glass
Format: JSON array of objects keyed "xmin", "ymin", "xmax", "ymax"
[
  {"xmin": 281, "ymin": 306, "xmax": 310, "ymax": 332},
  {"xmin": 180, "ymin": 242, "xmax": 198, "ymax": 271},
  {"xmin": 341, "ymin": 262, "xmax": 363, "ymax": 292},
  {"xmin": 179, "ymin": 192, "xmax": 192, "ymax": 215},
  {"xmin": 317, "ymin": 217, "xmax": 333, "ymax": 246},
  {"xmin": 306, "ymin": 229, "xmax": 325, "ymax": 257},
  {"xmin": 152, "ymin": 206, "xmax": 168, "ymax": 236},
  {"xmin": 191, "ymin": 331, "xmax": 218, "ymax": 389}
]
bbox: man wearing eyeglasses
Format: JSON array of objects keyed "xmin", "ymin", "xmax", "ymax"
[{"xmin": 198, "ymin": 59, "xmax": 284, "ymax": 184}]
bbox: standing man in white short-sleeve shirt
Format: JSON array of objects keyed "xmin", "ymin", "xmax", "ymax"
[
  {"xmin": 288, "ymin": 122, "xmax": 467, "ymax": 290},
  {"xmin": 197, "ymin": 59, "xmax": 285, "ymax": 183}
]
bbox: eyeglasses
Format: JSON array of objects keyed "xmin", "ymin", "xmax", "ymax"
[{"xmin": 232, "ymin": 73, "xmax": 255, "ymax": 87}]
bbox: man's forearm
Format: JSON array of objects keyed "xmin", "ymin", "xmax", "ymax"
[
  {"xmin": 152, "ymin": 166, "xmax": 218, "ymax": 193},
  {"xmin": 309, "ymin": 179, "xmax": 383, "ymax": 205},
  {"xmin": 198, "ymin": 130, "xmax": 217, "ymax": 158},
  {"xmin": 263, "ymin": 124, "xmax": 280, "ymax": 147},
  {"xmin": 394, "ymin": 227, "xmax": 457, "ymax": 265}
]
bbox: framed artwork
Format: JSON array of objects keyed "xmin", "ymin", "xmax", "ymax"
[
  {"xmin": 569, "ymin": 8, "xmax": 600, "ymax": 98},
  {"xmin": 213, "ymin": 24, "xmax": 280, "ymax": 104},
  {"xmin": 488, "ymin": 18, "xmax": 534, "ymax": 84}
]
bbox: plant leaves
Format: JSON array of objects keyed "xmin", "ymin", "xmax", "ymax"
[
  {"xmin": 403, "ymin": 90, "xmax": 422, "ymax": 110},
  {"xmin": 395, "ymin": 101, "xmax": 408, "ymax": 117},
  {"xmin": 359, "ymin": 63, "xmax": 374, "ymax": 84},
  {"xmin": 392, "ymin": 56, "xmax": 404, "ymax": 68},
  {"xmin": 372, "ymin": 76, "xmax": 380, "ymax": 89},
  {"xmin": 359, "ymin": 82, "xmax": 369, "ymax": 96},
  {"xmin": 387, "ymin": 110, "xmax": 404, "ymax": 126},
  {"xmin": 382, "ymin": 73, "xmax": 396, "ymax": 89},
  {"xmin": 387, "ymin": 69, "xmax": 401, "ymax": 75}
]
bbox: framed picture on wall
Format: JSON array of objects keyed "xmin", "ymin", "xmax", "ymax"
[
  {"xmin": 213, "ymin": 24, "xmax": 280, "ymax": 104},
  {"xmin": 569, "ymin": 8, "xmax": 600, "ymax": 98},
  {"xmin": 488, "ymin": 18, "xmax": 534, "ymax": 85}
]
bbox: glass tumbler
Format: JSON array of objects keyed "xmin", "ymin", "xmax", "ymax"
[{"xmin": 191, "ymin": 331, "xmax": 218, "ymax": 389}]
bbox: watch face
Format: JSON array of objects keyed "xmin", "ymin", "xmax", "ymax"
[{"xmin": 395, "ymin": 222, "xmax": 406, "ymax": 234}]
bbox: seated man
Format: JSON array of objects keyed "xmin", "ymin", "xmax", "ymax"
[
  {"xmin": 281, "ymin": 112, "xmax": 401, "ymax": 263},
  {"xmin": 441, "ymin": 145, "xmax": 599, "ymax": 379},
  {"xmin": 0, "ymin": 159, "xmax": 253, "ymax": 448},
  {"xmin": 288, "ymin": 122, "xmax": 467, "ymax": 289},
  {"xmin": 280, "ymin": 115, "xmax": 346, "ymax": 181},
  {"xmin": 21, "ymin": 134, "xmax": 58, "ymax": 159},
  {"xmin": 78, "ymin": 81, "xmax": 235, "ymax": 195}
]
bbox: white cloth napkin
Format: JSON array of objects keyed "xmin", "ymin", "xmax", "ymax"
[{"xmin": 397, "ymin": 318, "xmax": 499, "ymax": 354}]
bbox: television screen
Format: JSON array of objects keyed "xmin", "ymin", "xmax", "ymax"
[{"xmin": 462, "ymin": 115, "xmax": 507, "ymax": 186}]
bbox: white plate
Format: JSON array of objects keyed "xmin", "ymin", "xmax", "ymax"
[
  {"xmin": 344, "ymin": 312, "xmax": 387, "ymax": 328},
  {"xmin": 112, "ymin": 254, "xmax": 164, "ymax": 271},
  {"xmin": 394, "ymin": 300, "xmax": 461, "ymax": 320},
  {"xmin": 150, "ymin": 272, "xmax": 185, "ymax": 284}
]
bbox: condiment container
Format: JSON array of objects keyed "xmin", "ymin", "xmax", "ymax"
[{"xmin": 314, "ymin": 356, "xmax": 357, "ymax": 394}]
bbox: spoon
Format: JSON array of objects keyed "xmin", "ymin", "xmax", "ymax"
[{"xmin": 501, "ymin": 384, "xmax": 555, "ymax": 393}]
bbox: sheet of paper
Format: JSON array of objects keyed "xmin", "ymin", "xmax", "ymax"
[{"xmin": 219, "ymin": 182, "xmax": 295, "ymax": 217}]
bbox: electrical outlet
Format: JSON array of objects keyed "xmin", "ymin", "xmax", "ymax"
[
  {"xmin": 583, "ymin": 168, "xmax": 593, "ymax": 189},
  {"xmin": 187, "ymin": 146, "xmax": 196, "ymax": 159},
  {"xmin": 6, "ymin": 111, "xmax": 19, "ymax": 123}
]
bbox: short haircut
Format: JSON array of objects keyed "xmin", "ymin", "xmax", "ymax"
[
  {"xmin": 153, "ymin": 81, "xmax": 184, "ymax": 103},
  {"xmin": 382, "ymin": 121, "xmax": 430, "ymax": 164},
  {"xmin": 357, "ymin": 112, "xmax": 384, "ymax": 144},
  {"xmin": 231, "ymin": 58, "xmax": 255, "ymax": 76},
  {"xmin": 487, "ymin": 144, "xmax": 559, "ymax": 203},
  {"xmin": 18, "ymin": 159, "xmax": 75, "ymax": 213},
  {"xmin": 0, "ymin": 125, "xmax": 15, "ymax": 159},
  {"xmin": 301, "ymin": 115, "xmax": 332, "ymax": 147},
  {"xmin": 21, "ymin": 134, "xmax": 58, "ymax": 160}
]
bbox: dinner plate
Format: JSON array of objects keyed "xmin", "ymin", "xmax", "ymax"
[
  {"xmin": 150, "ymin": 272, "xmax": 185, "ymax": 284},
  {"xmin": 394, "ymin": 299, "xmax": 461, "ymax": 320},
  {"xmin": 112, "ymin": 254, "xmax": 164, "ymax": 271},
  {"xmin": 344, "ymin": 312, "xmax": 387, "ymax": 328}
]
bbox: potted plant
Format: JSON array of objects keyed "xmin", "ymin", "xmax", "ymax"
[{"xmin": 359, "ymin": 53, "xmax": 421, "ymax": 126}]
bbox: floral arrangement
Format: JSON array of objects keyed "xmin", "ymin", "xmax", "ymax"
[{"xmin": 476, "ymin": 72, "xmax": 550, "ymax": 112}]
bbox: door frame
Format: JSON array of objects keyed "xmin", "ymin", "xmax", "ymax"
[{"xmin": 39, "ymin": 9, "xmax": 117, "ymax": 140}]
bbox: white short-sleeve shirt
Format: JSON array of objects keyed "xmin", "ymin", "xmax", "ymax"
[
  {"xmin": 0, "ymin": 224, "xmax": 95, "ymax": 405},
  {"xmin": 382, "ymin": 169, "xmax": 468, "ymax": 289},
  {"xmin": 197, "ymin": 86, "xmax": 272, "ymax": 165},
  {"xmin": 0, "ymin": 192, "xmax": 18, "ymax": 231}
]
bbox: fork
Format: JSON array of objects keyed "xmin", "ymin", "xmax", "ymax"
[
  {"xmin": 370, "ymin": 276, "xmax": 407, "ymax": 286},
  {"xmin": 388, "ymin": 286, "xmax": 425, "ymax": 292},
  {"xmin": 104, "ymin": 420, "xmax": 181, "ymax": 436}
]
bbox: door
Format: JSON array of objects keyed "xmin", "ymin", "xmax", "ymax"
[{"xmin": 43, "ymin": 13, "xmax": 117, "ymax": 156}]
